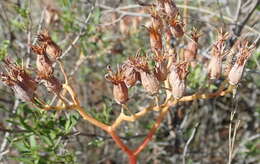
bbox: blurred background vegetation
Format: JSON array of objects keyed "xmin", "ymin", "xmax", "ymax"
[{"xmin": 0, "ymin": 0, "xmax": 259, "ymax": 163}]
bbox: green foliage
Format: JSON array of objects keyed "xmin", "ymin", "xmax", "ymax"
[
  {"xmin": 245, "ymin": 139, "xmax": 260, "ymax": 156},
  {"xmin": 7, "ymin": 104, "xmax": 79, "ymax": 163},
  {"xmin": 0, "ymin": 40, "xmax": 10, "ymax": 60},
  {"xmin": 187, "ymin": 64, "xmax": 206, "ymax": 89},
  {"xmin": 89, "ymin": 104, "xmax": 113, "ymax": 124},
  {"xmin": 11, "ymin": 5, "xmax": 30, "ymax": 31}
]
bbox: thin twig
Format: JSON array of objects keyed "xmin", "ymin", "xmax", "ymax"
[
  {"xmin": 182, "ymin": 122, "xmax": 200, "ymax": 164},
  {"xmin": 0, "ymin": 99, "xmax": 19, "ymax": 161},
  {"xmin": 60, "ymin": 5, "xmax": 94, "ymax": 59},
  {"xmin": 32, "ymin": 7, "xmax": 46, "ymax": 45}
]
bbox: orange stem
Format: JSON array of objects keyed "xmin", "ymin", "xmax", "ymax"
[
  {"xmin": 134, "ymin": 105, "xmax": 170, "ymax": 156},
  {"xmin": 108, "ymin": 129, "xmax": 137, "ymax": 164},
  {"xmin": 76, "ymin": 106, "xmax": 109, "ymax": 132}
]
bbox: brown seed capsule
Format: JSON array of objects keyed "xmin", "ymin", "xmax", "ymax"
[
  {"xmin": 41, "ymin": 75, "xmax": 62, "ymax": 95},
  {"xmin": 168, "ymin": 16, "xmax": 184, "ymax": 38},
  {"xmin": 105, "ymin": 65, "xmax": 129, "ymax": 104},
  {"xmin": 31, "ymin": 44, "xmax": 53, "ymax": 78},
  {"xmin": 146, "ymin": 25, "xmax": 162, "ymax": 51},
  {"xmin": 207, "ymin": 30, "xmax": 230, "ymax": 80},
  {"xmin": 154, "ymin": 60, "xmax": 168, "ymax": 81},
  {"xmin": 0, "ymin": 60, "xmax": 37, "ymax": 102},
  {"xmin": 121, "ymin": 63, "xmax": 140, "ymax": 88},
  {"xmin": 0, "ymin": 74, "xmax": 33, "ymax": 101},
  {"xmin": 113, "ymin": 82, "xmax": 129, "ymax": 104},
  {"xmin": 3, "ymin": 59, "xmax": 37, "ymax": 92},
  {"xmin": 228, "ymin": 41, "xmax": 255, "ymax": 85},
  {"xmin": 207, "ymin": 45, "xmax": 223, "ymax": 80},
  {"xmin": 169, "ymin": 62, "xmax": 189, "ymax": 99},
  {"xmin": 128, "ymin": 52, "xmax": 160, "ymax": 94},
  {"xmin": 149, "ymin": 8, "xmax": 163, "ymax": 31},
  {"xmin": 184, "ymin": 29, "xmax": 200, "ymax": 63},
  {"xmin": 140, "ymin": 70, "xmax": 160, "ymax": 95},
  {"xmin": 163, "ymin": 0, "xmax": 179, "ymax": 18},
  {"xmin": 38, "ymin": 30, "xmax": 62, "ymax": 60},
  {"xmin": 153, "ymin": 50, "xmax": 168, "ymax": 81}
]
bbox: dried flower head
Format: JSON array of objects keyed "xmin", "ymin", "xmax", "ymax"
[
  {"xmin": 207, "ymin": 45, "xmax": 224, "ymax": 80},
  {"xmin": 228, "ymin": 41, "xmax": 255, "ymax": 85},
  {"xmin": 121, "ymin": 63, "xmax": 140, "ymax": 88},
  {"xmin": 128, "ymin": 52, "xmax": 160, "ymax": 95},
  {"xmin": 146, "ymin": 25, "xmax": 162, "ymax": 51},
  {"xmin": 216, "ymin": 28, "xmax": 229, "ymax": 44},
  {"xmin": 37, "ymin": 30, "xmax": 62, "ymax": 60},
  {"xmin": 184, "ymin": 28, "xmax": 200, "ymax": 63},
  {"xmin": 153, "ymin": 50, "xmax": 168, "ymax": 81},
  {"xmin": 140, "ymin": 70, "xmax": 160, "ymax": 95},
  {"xmin": 31, "ymin": 44, "xmax": 53, "ymax": 78},
  {"xmin": 41, "ymin": 74, "xmax": 62, "ymax": 95},
  {"xmin": 128, "ymin": 51, "xmax": 150, "ymax": 72},
  {"xmin": 149, "ymin": 8, "xmax": 163, "ymax": 31},
  {"xmin": 0, "ymin": 59, "xmax": 37, "ymax": 101},
  {"xmin": 168, "ymin": 15, "xmax": 184, "ymax": 38},
  {"xmin": 105, "ymin": 65, "xmax": 128, "ymax": 104},
  {"xmin": 169, "ymin": 62, "xmax": 189, "ymax": 99},
  {"xmin": 207, "ymin": 30, "xmax": 229, "ymax": 80},
  {"xmin": 162, "ymin": 0, "xmax": 179, "ymax": 18}
]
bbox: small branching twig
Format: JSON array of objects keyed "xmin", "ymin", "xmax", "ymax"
[
  {"xmin": 182, "ymin": 122, "xmax": 200, "ymax": 164},
  {"xmin": 228, "ymin": 110, "xmax": 241, "ymax": 164}
]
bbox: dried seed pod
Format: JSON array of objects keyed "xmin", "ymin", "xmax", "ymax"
[
  {"xmin": 163, "ymin": 0, "xmax": 179, "ymax": 17},
  {"xmin": 0, "ymin": 60, "xmax": 37, "ymax": 102},
  {"xmin": 154, "ymin": 60, "xmax": 168, "ymax": 81},
  {"xmin": 156, "ymin": 0, "xmax": 165, "ymax": 12},
  {"xmin": 105, "ymin": 65, "xmax": 129, "ymax": 104},
  {"xmin": 146, "ymin": 25, "xmax": 162, "ymax": 51},
  {"xmin": 169, "ymin": 62, "xmax": 189, "ymax": 99},
  {"xmin": 153, "ymin": 50, "xmax": 168, "ymax": 81},
  {"xmin": 184, "ymin": 29, "xmax": 200, "ymax": 63},
  {"xmin": 41, "ymin": 75, "xmax": 62, "ymax": 95},
  {"xmin": 121, "ymin": 63, "xmax": 140, "ymax": 88},
  {"xmin": 1, "ymin": 74, "xmax": 33, "ymax": 101},
  {"xmin": 31, "ymin": 44, "xmax": 53, "ymax": 78},
  {"xmin": 38, "ymin": 30, "xmax": 62, "ymax": 60},
  {"xmin": 113, "ymin": 82, "xmax": 129, "ymax": 104},
  {"xmin": 207, "ymin": 45, "xmax": 223, "ymax": 80},
  {"xmin": 128, "ymin": 52, "xmax": 160, "ymax": 94},
  {"xmin": 2, "ymin": 59, "xmax": 37, "ymax": 93},
  {"xmin": 207, "ymin": 30, "xmax": 229, "ymax": 80},
  {"xmin": 140, "ymin": 70, "xmax": 160, "ymax": 95},
  {"xmin": 168, "ymin": 16, "xmax": 184, "ymax": 38},
  {"xmin": 228, "ymin": 41, "xmax": 255, "ymax": 85},
  {"xmin": 13, "ymin": 83, "xmax": 34, "ymax": 101},
  {"xmin": 149, "ymin": 8, "xmax": 163, "ymax": 31}
]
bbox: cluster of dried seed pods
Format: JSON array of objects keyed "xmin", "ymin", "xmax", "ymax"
[
  {"xmin": 105, "ymin": 0, "xmax": 188, "ymax": 104},
  {"xmin": 31, "ymin": 30, "xmax": 63, "ymax": 95},
  {"xmin": 105, "ymin": 0, "xmax": 256, "ymax": 105},
  {"xmin": 206, "ymin": 29, "xmax": 255, "ymax": 83},
  {"xmin": 0, "ymin": 30, "xmax": 63, "ymax": 102}
]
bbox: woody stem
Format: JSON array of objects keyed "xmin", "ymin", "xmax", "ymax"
[
  {"xmin": 108, "ymin": 129, "xmax": 136, "ymax": 164},
  {"xmin": 133, "ymin": 100, "xmax": 177, "ymax": 156}
]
